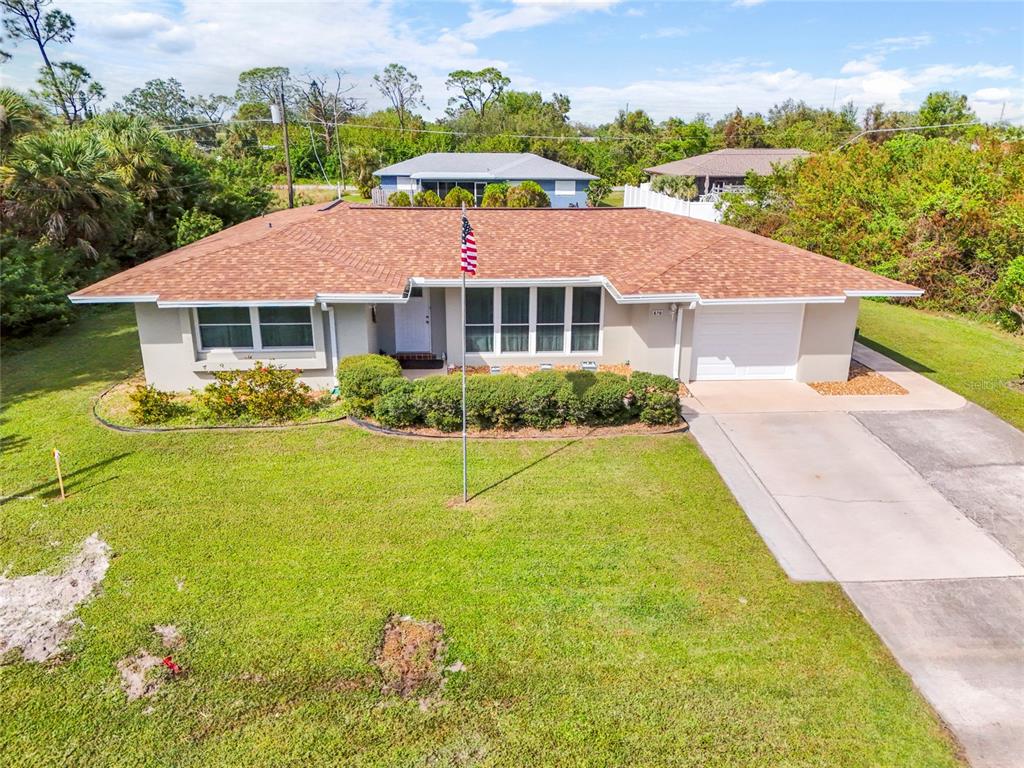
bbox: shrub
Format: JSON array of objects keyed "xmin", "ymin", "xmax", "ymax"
[
  {"xmin": 336, "ymin": 354, "xmax": 403, "ymax": 416},
  {"xmin": 577, "ymin": 372, "xmax": 635, "ymax": 425},
  {"xmin": 413, "ymin": 190, "xmax": 443, "ymax": 207},
  {"xmin": 639, "ymin": 390, "xmax": 680, "ymax": 426},
  {"xmin": 480, "ymin": 182, "xmax": 509, "ymax": 208},
  {"xmin": 629, "ymin": 371, "xmax": 678, "ymax": 397},
  {"xmin": 175, "ymin": 208, "xmax": 223, "ymax": 247},
  {"xmin": 467, "ymin": 374, "xmax": 524, "ymax": 429},
  {"xmin": 443, "ymin": 186, "xmax": 475, "ymax": 208},
  {"xmin": 521, "ymin": 371, "xmax": 578, "ymax": 429},
  {"xmin": 374, "ymin": 378, "xmax": 422, "ymax": 428},
  {"xmin": 0, "ymin": 237, "xmax": 75, "ymax": 338},
  {"xmin": 128, "ymin": 384, "xmax": 181, "ymax": 424},
  {"xmin": 388, "ymin": 191, "xmax": 412, "ymax": 207},
  {"xmin": 506, "ymin": 180, "xmax": 550, "ymax": 208},
  {"xmin": 413, "ymin": 375, "xmax": 463, "ymax": 432},
  {"xmin": 199, "ymin": 363, "xmax": 313, "ymax": 422}
]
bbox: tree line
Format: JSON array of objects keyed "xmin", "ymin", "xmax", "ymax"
[{"xmin": 2, "ymin": 0, "xmax": 1021, "ymax": 338}]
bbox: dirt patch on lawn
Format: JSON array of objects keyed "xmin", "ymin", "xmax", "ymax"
[
  {"xmin": 117, "ymin": 651, "xmax": 167, "ymax": 700},
  {"xmin": 375, "ymin": 615, "xmax": 446, "ymax": 699},
  {"xmin": 808, "ymin": 361, "xmax": 908, "ymax": 396},
  {"xmin": 0, "ymin": 533, "xmax": 111, "ymax": 663}
]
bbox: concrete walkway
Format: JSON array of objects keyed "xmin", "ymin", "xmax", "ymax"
[{"xmin": 685, "ymin": 351, "xmax": 1024, "ymax": 767}]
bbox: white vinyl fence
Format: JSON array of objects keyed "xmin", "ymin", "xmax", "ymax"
[{"xmin": 623, "ymin": 183, "xmax": 723, "ymax": 222}]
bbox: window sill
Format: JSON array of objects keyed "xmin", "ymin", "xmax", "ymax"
[{"xmin": 193, "ymin": 349, "xmax": 326, "ymax": 372}]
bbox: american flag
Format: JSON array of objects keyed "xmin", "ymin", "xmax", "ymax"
[{"xmin": 460, "ymin": 214, "xmax": 477, "ymax": 275}]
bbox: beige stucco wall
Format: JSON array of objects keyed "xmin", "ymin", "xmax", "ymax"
[
  {"xmin": 135, "ymin": 303, "xmax": 338, "ymax": 391},
  {"xmin": 796, "ymin": 297, "xmax": 859, "ymax": 382}
]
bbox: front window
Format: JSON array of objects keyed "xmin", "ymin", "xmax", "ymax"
[
  {"xmin": 554, "ymin": 180, "xmax": 575, "ymax": 196},
  {"xmin": 500, "ymin": 288, "xmax": 529, "ymax": 352},
  {"xmin": 466, "ymin": 288, "xmax": 494, "ymax": 352},
  {"xmin": 258, "ymin": 307, "xmax": 314, "ymax": 348},
  {"xmin": 197, "ymin": 307, "xmax": 253, "ymax": 349},
  {"xmin": 536, "ymin": 287, "xmax": 565, "ymax": 352},
  {"xmin": 196, "ymin": 306, "xmax": 314, "ymax": 351},
  {"xmin": 571, "ymin": 287, "xmax": 601, "ymax": 352}
]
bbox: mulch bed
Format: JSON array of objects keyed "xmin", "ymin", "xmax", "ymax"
[
  {"xmin": 808, "ymin": 361, "xmax": 908, "ymax": 396},
  {"xmin": 349, "ymin": 416, "xmax": 688, "ymax": 440}
]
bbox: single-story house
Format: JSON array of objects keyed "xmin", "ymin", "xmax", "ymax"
[
  {"xmin": 374, "ymin": 152, "xmax": 596, "ymax": 208},
  {"xmin": 69, "ymin": 203, "xmax": 921, "ymax": 391},
  {"xmin": 646, "ymin": 148, "xmax": 811, "ymax": 196}
]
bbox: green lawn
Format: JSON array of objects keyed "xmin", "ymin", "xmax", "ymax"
[
  {"xmin": 598, "ymin": 189, "xmax": 624, "ymax": 207},
  {"xmin": 0, "ymin": 308, "xmax": 961, "ymax": 767},
  {"xmin": 858, "ymin": 300, "xmax": 1024, "ymax": 429}
]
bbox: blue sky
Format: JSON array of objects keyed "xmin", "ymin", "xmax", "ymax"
[{"xmin": 2, "ymin": 1, "xmax": 1022, "ymax": 123}]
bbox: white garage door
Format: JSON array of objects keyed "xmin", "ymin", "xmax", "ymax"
[{"xmin": 692, "ymin": 304, "xmax": 804, "ymax": 380}]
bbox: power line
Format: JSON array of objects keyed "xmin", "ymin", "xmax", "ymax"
[{"xmin": 835, "ymin": 120, "xmax": 988, "ymax": 150}]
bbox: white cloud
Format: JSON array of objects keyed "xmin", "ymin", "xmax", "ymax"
[
  {"xmin": 973, "ymin": 87, "xmax": 1012, "ymax": 102},
  {"xmin": 97, "ymin": 11, "xmax": 174, "ymax": 38},
  {"xmin": 854, "ymin": 34, "xmax": 933, "ymax": 54},
  {"xmin": 641, "ymin": 26, "xmax": 696, "ymax": 40},
  {"xmin": 458, "ymin": 0, "xmax": 621, "ymax": 40},
  {"xmin": 624, "ymin": 6, "xmax": 645, "ymax": 17},
  {"xmin": 732, "ymin": 0, "xmax": 766, "ymax": 7},
  {"xmin": 840, "ymin": 55, "xmax": 882, "ymax": 75}
]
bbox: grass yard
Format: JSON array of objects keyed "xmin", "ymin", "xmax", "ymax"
[
  {"xmin": 858, "ymin": 300, "xmax": 1024, "ymax": 430},
  {"xmin": 0, "ymin": 308, "xmax": 962, "ymax": 767}
]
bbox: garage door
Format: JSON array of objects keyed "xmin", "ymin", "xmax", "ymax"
[{"xmin": 692, "ymin": 304, "xmax": 803, "ymax": 380}]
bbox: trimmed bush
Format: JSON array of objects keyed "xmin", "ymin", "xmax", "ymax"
[
  {"xmin": 336, "ymin": 354, "xmax": 403, "ymax": 416},
  {"xmin": 413, "ymin": 190, "xmax": 443, "ymax": 207},
  {"xmin": 467, "ymin": 374, "xmax": 524, "ymax": 429},
  {"xmin": 199, "ymin": 363, "xmax": 313, "ymax": 422},
  {"xmin": 412, "ymin": 375, "xmax": 463, "ymax": 432},
  {"xmin": 374, "ymin": 378, "xmax": 422, "ymax": 428},
  {"xmin": 578, "ymin": 372, "xmax": 636, "ymax": 425},
  {"xmin": 506, "ymin": 180, "xmax": 550, "ymax": 208},
  {"xmin": 387, "ymin": 191, "xmax": 412, "ymax": 207},
  {"xmin": 521, "ymin": 371, "xmax": 578, "ymax": 429},
  {"xmin": 128, "ymin": 384, "xmax": 181, "ymax": 424},
  {"xmin": 629, "ymin": 371, "xmax": 677, "ymax": 396},
  {"xmin": 480, "ymin": 182, "xmax": 509, "ymax": 208},
  {"xmin": 443, "ymin": 186, "xmax": 475, "ymax": 208},
  {"xmin": 639, "ymin": 389, "xmax": 680, "ymax": 426}
]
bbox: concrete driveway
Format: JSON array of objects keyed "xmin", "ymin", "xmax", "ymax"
[{"xmin": 686, "ymin": 350, "xmax": 1024, "ymax": 768}]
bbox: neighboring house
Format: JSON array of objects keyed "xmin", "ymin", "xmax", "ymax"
[
  {"xmin": 374, "ymin": 153, "xmax": 596, "ymax": 208},
  {"xmin": 646, "ymin": 148, "xmax": 811, "ymax": 197},
  {"xmin": 69, "ymin": 203, "xmax": 920, "ymax": 390}
]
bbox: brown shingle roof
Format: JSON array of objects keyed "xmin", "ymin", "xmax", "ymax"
[
  {"xmin": 70, "ymin": 203, "xmax": 919, "ymax": 304},
  {"xmin": 646, "ymin": 148, "xmax": 811, "ymax": 178}
]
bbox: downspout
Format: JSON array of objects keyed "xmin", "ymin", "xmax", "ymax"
[
  {"xmin": 327, "ymin": 305, "xmax": 339, "ymax": 375},
  {"xmin": 672, "ymin": 303, "xmax": 683, "ymax": 380}
]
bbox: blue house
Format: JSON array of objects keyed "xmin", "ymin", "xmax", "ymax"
[{"xmin": 374, "ymin": 152, "xmax": 597, "ymax": 208}]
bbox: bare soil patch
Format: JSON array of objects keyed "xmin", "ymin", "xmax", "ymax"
[
  {"xmin": 0, "ymin": 533, "xmax": 111, "ymax": 663},
  {"xmin": 808, "ymin": 361, "xmax": 908, "ymax": 396},
  {"xmin": 153, "ymin": 624, "xmax": 185, "ymax": 650},
  {"xmin": 117, "ymin": 652, "xmax": 167, "ymax": 700},
  {"xmin": 375, "ymin": 615, "xmax": 446, "ymax": 699}
]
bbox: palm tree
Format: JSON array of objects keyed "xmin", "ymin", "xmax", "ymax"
[
  {"xmin": 91, "ymin": 112, "xmax": 174, "ymax": 203},
  {"xmin": 0, "ymin": 88, "xmax": 44, "ymax": 158},
  {"xmin": 1, "ymin": 128, "xmax": 131, "ymax": 259}
]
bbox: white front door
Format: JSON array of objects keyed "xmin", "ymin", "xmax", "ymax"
[
  {"xmin": 395, "ymin": 291, "xmax": 431, "ymax": 352},
  {"xmin": 692, "ymin": 304, "xmax": 803, "ymax": 380}
]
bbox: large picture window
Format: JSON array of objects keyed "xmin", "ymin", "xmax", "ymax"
[
  {"xmin": 536, "ymin": 287, "xmax": 565, "ymax": 352},
  {"xmin": 500, "ymin": 288, "xmax": 529, "ymax": 352},
  {"xmin": 570, "ymin": 287, "xmax": 601, "ymax": 352},
  {"xmin": 465, "ymin": 288, "xmax": 494, "ymax": 352},
  {"xmin": 197, "ymin": 307, "xmax": 253, "ymax": 349},
  {"xmin": 259, "ymin": 307, "xmax": 314, "ymax": 348},
  {"xmin": 196, "ymin": 306, "xmax": 314, "ymax": 351}
]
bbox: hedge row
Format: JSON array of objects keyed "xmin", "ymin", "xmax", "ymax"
[{"xmin": 336, "ymin": 355, "xmax": 680, "ymax": 431}]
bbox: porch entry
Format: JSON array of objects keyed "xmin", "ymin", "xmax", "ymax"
[{"xmin": 395, "ymin": 288, "xmax": 431, "ymax": 352}]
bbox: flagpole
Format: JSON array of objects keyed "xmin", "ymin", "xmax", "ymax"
[{"xmin": 460, "ymin": 203, "xmax": 469, "ymax": 503}]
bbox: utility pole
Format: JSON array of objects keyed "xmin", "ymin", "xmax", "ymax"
[{"xmin": 278, "ymin": 81, "xmax": 295, "ymax": 209}]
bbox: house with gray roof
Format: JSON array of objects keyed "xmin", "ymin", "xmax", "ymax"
[
  {"xmin": 374, "ymin": 152, "xmax": 597, "ymax": 208},
  {"xmin": 646, "ymin": 148, "xmax": 811, "ymax": 196}
]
